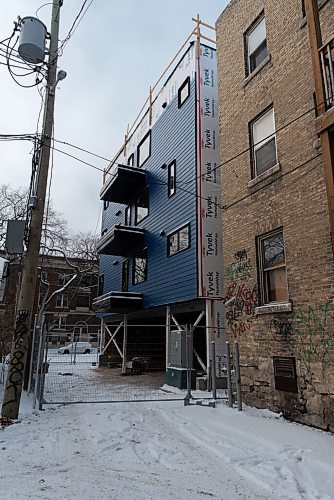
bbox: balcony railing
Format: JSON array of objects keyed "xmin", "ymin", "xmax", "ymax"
[
  {"xmin": 100, "ymin": 164, "xmax": 146, "ymax": 204},
  {"xmin": 319, "ymin": 34, "xmax": 334, "ymax": 109},
  {"xmin": 96, "ymin": 224, "xmax": 145, "ymax": 256},
  {"xmin": 93, "ymin": 290, "xmax": 143, "ymax": 313}
]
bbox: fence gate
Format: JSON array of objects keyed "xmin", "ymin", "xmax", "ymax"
[{"xmin": 38, "ymin": 323, "xmax": 187, "ymax": 405}]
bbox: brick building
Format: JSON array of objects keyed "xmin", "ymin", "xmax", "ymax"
[
  {"xmin": 0, "ymin": 254, "xmax": 99, "ymax": 353},
  {"xmin": 216, "ymin": 0, "xmax": 334, "ymax": 430}
]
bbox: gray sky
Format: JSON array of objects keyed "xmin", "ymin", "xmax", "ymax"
[{"xmin": 0, "ymin": 1, "xmax": 227, "ymax": 236}]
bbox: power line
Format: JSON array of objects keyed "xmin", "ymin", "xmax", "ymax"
[
  {"xmin": 58, "ymin": 0, "xmax": 94, "ymax": 55},
  {"xmin": 53, "ymin": 137, "xmax": 111, "ymax": 162}
]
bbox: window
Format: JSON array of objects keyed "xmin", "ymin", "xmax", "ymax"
[
  {"xmin": 98, "ymin": 274, "xmax": 104, "ymax": 296},
  {"xmin": 127, "ymin": 153, "xmax": 134, "ymax": 166},
  {"xmin": 56, "ymin": 294, "xmax": 68, "ymax": 308},
  {"xmin": 257, "ymin": 229, "xmax": 288, "ymax": 304},
  {"xmin": 251, "ymin": 107, "xmax": 277, "ymax": 177},
  {"xmin": 168, "ymin": 224, "xmax": 190, "ymax": 256},
  {"xmin": 135, "ymin": 188, "xmax": 149, "ymax": 224},
  {"xmin": 104, "ymin": 200, "xmax": 109, "ymax": 210},
  {"xmin": 58, "ymin": 273, "xmax": 73, "ymax": 286},
  {"xmin": 137, "ymin": 132, "xmax": 151, "ymax": 167},
  {"xmin": 168, "ymin": 161, "xmax": 176, "ymax": 197},
  {"xmin": 245, "ymin": 14, "xmax": 267, "ymax": 75},
  {"xmin": 178, "ymin": 77, "xmax": 190, "ymax": 108},
  {"xmin": 273, "ymin": 357, "xmax": 298, "ymax": 393},
  {"xmin": 125, "ymin": 205, "xmax": 131, "ymax": 226},
  {"xmin": 56, "ymin": 316, "xmax": 67, "ymax": 330},
  {"xmin": 76, "ymin": 295, "xmax": 90, "ymax": 308},
  {"xmin": 133, "ymin": 249, "xmax": 147, "ymax": 284},
  {"xmin": 122, "ymin": 260, "xmax": 129, "ymax": 292}
]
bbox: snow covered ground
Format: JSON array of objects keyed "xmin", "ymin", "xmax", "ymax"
[{"xmin": 0, "ymin": 384, "xmax": 333, "ymax": 500}]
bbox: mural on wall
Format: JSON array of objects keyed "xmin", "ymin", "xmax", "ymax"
[{"xmin": 224, "ymin": 250, "xmax": 257, "ymax": 337}]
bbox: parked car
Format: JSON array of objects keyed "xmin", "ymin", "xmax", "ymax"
[{"xmin": 58, "ymin": 342, "xmax": 92, "ymax": 354}]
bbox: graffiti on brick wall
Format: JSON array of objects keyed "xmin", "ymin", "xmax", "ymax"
[
  {"xmin": 292, "ymin": 300, "xmax": 334, "ymax": 378},
  {"xmin": 226, "ymin": 249, "xmax": 252, "ymax": 282},
  {"xmin": 224, "ymin": 281, "xmax": 257, "ymax": 337},
  {"xmin": 270, "ymin": 319, "xmax": 293, "ymax": 342}
]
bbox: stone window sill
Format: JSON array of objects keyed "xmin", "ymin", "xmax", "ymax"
[
  {"xmin": 255, "ymin": 302, "xmax": 292, "ymax": 315},
  {"xmin": 244, "ymin": 54, "xmax": 271, "ymax": 87},
  {"xmin": 248, "ymin": 163, "xmax": 281, "ymax": 189}
]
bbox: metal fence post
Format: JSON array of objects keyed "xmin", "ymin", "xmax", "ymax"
[
  {"xmin": 184, "ymin": 324, "xmax": 192, "ymax": 405},
  {"xmin": 234, "ymin": 341, "xmax": 242, "ymax": 411},
  {"xmin": 38, "ymin": 322, "xmax": 48, "ymax": 410},
  {"xmin": 210, "ymin": 341, "xmax": 217, "ymax": 400},
  {"xmin": 226, "ymin": 341, "xmax": 233, "ymax": 407}
]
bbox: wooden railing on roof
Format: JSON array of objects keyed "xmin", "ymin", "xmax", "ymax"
[{"xmin": 103, "ymin": 16, "xmax": 216, "ymax": 183}]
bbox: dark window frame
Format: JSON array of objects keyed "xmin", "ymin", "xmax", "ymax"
[
  {"xmin": 257, "ymin": 228, "xmax": 288, "ymax": 305},
  {"xmin": 178, "ymin": 76, "xmax": 190, "ymax": 108},
  {"xmin": 168, "ymin": 160, "xmax": 176, "ymax": 197},
  {"xmin": 103, "ymin": 200, "xmax": 109, "ymax": 210},
  {"xmin": 244, "ymin": 12, "xmax": 268, "ymax": 77},
  {"xmin": 76, "ymin": 294, "xmax": 90, "ymax": 308},
  {"xmin": 127, "ymin": 153, "xmax": 135, "ymax": 167},
  {"xmin": 132, "ymin": 248, "xmax": 148, "ymax": 285},
  {"xmin": 125, "ymin": 205, "xmax": 131, "ymax": 226},
  {"xmin": 135, "ymin": 187, "xmax": 149, "ymax": 225},
  {"xmin": 249, "ymin": 105, "xmax": 277, "ymax": 178},
  {"xmin": 122, "ymin": 260, "xmax": 129, "ymax": 292},
  {"xmin": 98, "ymin": 274, "xmax": 104, "ymax": 296},
  {"xmin": 167, "ymin": 223, "xmax": 190, "ymax": 257},
  {"xmin": 56, "ymin": 294, "xmax": 68, "ymax": 308},
  {"xmin": 137, "ymin": 131, "xmax": 151, "ymax": 168}
]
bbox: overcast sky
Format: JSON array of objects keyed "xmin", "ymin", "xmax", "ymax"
[{"xmin": 0, "ymin": 1, "xmax": 228, "ymax": 236}]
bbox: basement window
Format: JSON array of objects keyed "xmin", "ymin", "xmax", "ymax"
[{"xmin": 273, "ymin": 356, "xmax": 298, "ymax": 393}]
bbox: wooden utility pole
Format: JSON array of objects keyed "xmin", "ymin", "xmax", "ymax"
[
  {"xmin": 1, "ymin": 0, "xmax": 62, "ymax": 419},
  {"xmin": 304, "ymin": 0, "xmax": 334, "ymax": 252}
]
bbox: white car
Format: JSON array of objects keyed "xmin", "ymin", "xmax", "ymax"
[{"xmin": 58, "ymin": 342, "xmax": 92, "ymax": 354}]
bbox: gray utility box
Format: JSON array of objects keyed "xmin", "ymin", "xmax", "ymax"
[
  {"xmin": 166, "ymin": 329, "xmax": 195, "ymax": 389},
  {"xmin": 169, "ymin": 329, "xmax": 192, "ymax": 368}
]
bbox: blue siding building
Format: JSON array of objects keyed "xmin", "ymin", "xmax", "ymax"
[{"xmin": 94, "ymin": 38, "xmax": 225, "ymax": 379}]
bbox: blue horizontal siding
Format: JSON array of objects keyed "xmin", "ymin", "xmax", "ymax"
[{"xmin": 99, "ymin": 78, "xmax": 198, "ymax": 309}]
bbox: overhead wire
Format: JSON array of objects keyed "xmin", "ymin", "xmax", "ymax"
[{"xmin": 57, "ymin": 0, "xmax": 94, "ymax": 56}]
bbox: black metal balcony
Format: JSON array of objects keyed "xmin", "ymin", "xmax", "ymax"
[
  {"xmin": 93, "ymin": 291, "xmax": 143, "ymax": 313},
  {"xmin": 96, "ymin": 224, "xmax": 145, "ymax": 256},
  {"xmin": 100, "ymin": 164, "xmax": 146, "ymax": 204}
]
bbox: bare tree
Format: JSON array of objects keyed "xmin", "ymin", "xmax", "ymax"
[{"xmin": 0, "ymin": 183, "xmax": 69, "ymax": 254}]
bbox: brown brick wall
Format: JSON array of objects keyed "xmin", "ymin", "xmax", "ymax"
[{"xmin": 216, "ymin": 0, "xmax": 334, "ymax": 431}]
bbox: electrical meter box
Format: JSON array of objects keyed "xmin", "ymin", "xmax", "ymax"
[{"xmin": 166, "ymin": 329, "xmax": 195, "ymax": 389}]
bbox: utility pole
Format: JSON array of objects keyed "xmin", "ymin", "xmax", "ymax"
[{"xmin": 1, "ymin": 0, "xmax": 62, "ymax": 419}]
